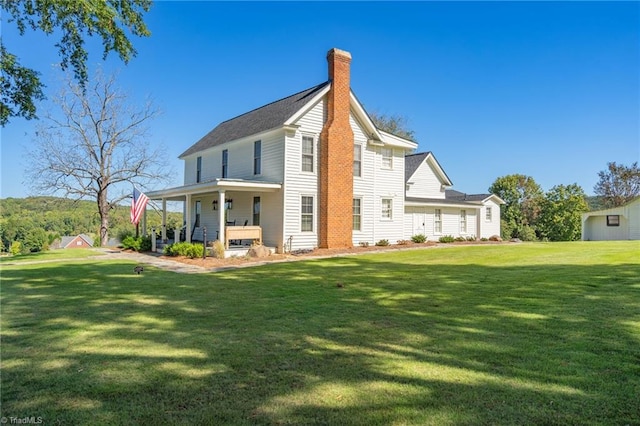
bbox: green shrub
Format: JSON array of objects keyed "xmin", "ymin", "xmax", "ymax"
[
  {"xmin": 411, "ymin": 234, "xmax": 427, "ymax": 243},
  {"xmin": 439, "ymin": 235, "xmax": 455, "ymax": 243},
  {"xmin": 359, "ymin": 241, "xmax": 370, "ymax": 247},
  {"xmin": 164, "ymin": 242, "xmax": 204, "ymax": 258},
  {"xmin": 454, "ymin": 236, "xmax": 466, "ymax": 242},
  {"xmin": 480, "ymin": 237, "xmax": 488, "ymax": 242},
  {"xmin": 375, "ymin": 239, "xmax": 390, "ymax": 246},
  {"xmin": 10, "ymin": 241, "xmax": 22, "ymax": 256},
  {"xmin": 466, "ymin": 235, "xmax": 477, "ymax": 242},
  {"xmin": 122, "ymin": 236, "xmax": 152, "ymax": 252}
]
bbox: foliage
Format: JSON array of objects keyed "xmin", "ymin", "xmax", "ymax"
[
  {"xmin": 164, "ymin": 242, "xmax": 204, "ymax": 259},
  {"xmin": 538, "ymin": 184, "xmax": 589, "ymax": 241},
  {"xmin": 0, "ymin": 196, "xmax": 182, "ymax": 253},
  {"xmin": 121, "ymin": 235, "xmax": 151, "ymax": 252},
  {"xmin": 1, "ymin": 0, "xmax": 152, "ymax": 125},
  {"xmin": 9, "ymin": 241, "xmax": 23, "ymax": 256},
  {"xmin": 489, "ymin": 174, "xmax": 544, "ymax": 240},
  {"xmin": 375, "ymin": 239, "xmax": 390, "ymax": 246},
  {"xmin": 368, "ymin": 111, "xmax": 416, "ymax": 141},
  {"xmin": 593, "ymin": 162, "xmax": 640, "ymax": 208},
  {"xmin": 208, "ymin": 240, "xmax": 225, "ymax": 259},
  {"xmin": 411, "ymin": 234, "xmax": 427, "ymax": 243},
  {"xmin": 454, "ymin": 236, "xmax": 466, "ymax": 242},
  {"xmin": 4, "ymin": 242, "xmax": 637, "ymax": 424},
  {"xmin": 466, "ymin": 236, "xmax": 477, "ymax": 241},
  {"xmin": 439, "ymin": 235, "xmax": 455, "ymax": 243},
  {"xmin": 0, "ymin": 44, "xmax": 45, "ymax": 125},
  {"xmin": 26, "ymin": 70, "xmax": 169, "ymax": 246},
  {"xmin": 358, "ymin": 241, "xmax": 370, "ymax": 247}
]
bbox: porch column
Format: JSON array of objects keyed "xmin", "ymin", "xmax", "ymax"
[
  {"xmin": 185, "ymin": 194, "xmax": 192, "ymax": 243},
  {"xmin": 161, "ymin": 198, "xmax": 167, "ymax": 242},
  {"xmin": 142, "ymin": 209, "xmax": 147, "ymax": 236},
  {"xmin": 218, "ymin": 190, "xmax": 226, "ymax": 243}
]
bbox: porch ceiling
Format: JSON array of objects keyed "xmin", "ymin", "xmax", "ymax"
[{"xmin": 146, "ymin": 178, "xmax": 282, "ymax": 200}]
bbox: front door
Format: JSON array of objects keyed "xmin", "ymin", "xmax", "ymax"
[{"xmin": 413, "ymin": 212, "xmax": 426, "ymax": 236}]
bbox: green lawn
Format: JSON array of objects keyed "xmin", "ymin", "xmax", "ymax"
[
  {"xmin": 0, "ymin": 248, "xmax": 101, "ymax": 263},
  {"xmin": 1, "ymin": 242, "xmax": 639, "ymax": 425}
]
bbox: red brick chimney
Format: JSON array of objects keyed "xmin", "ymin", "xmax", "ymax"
[{"xmin": 319, "ymin": 48, "xmax": 354, "ymax": 248}]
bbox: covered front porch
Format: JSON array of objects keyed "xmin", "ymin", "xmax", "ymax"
[{"xmin": 146, "ymin": 178, "xmax": 283, "ymax": 252}]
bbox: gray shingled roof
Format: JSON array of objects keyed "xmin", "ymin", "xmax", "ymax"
[
  {"xmin": 405, "ymin": 196, "xmax": 481, "ymax": 206},
  {"xmin": 405, "ymin": 152, "xmax": 431, "ymax": 182},
  {"xmin": 445, "ymin": 189, "xmax": 492, "ymax": 202},
  {"xmin": 179, "ymin": 82, "xmax": 330, "ymax": 158}
]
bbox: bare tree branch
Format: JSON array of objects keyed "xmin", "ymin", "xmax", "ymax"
[{"xmin": 26, "ymin": 69, "xmax": 171, "ymax": 246}]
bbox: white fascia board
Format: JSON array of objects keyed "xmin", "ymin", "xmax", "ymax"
[
  {"xmin": 378, "ymin": 129, "xmax": 419, "ymax": 150},
  {"xmin": 147, "ymin": 179, "xmax": 282, "ymax": 200},
  {"xmin": 349, "ymin": 92, "xmax": 383, "ymax": 143},
  {"xmin": 405, "ymin": 200, "xmax": 482, "ymax": 209},
  {"xmin": 482, "ymin": 194, "xmax": 506, "ymax": 205},
  {"xmin": 284, "ymin": 83, "xmax": 332, "ymax": 126}
]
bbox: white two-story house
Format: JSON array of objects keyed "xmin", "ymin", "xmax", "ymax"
[{"xmin": 147, "ymin": 48, "xmax": 502, "ymax": 252}]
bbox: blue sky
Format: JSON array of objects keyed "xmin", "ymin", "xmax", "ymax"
[{"xmin": 1, "ymin": 1, "xmax": 638, "ymax": 199}]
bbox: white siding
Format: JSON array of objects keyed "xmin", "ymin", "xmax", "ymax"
[
  {"xmin": 283, "ymin": 99, "xmax": 325, "ymax": 250},
  {"xmin": 373, "ymin": 147, "xmax": 406, "ymax": 244},
  {"xmin": 582, "ymin": 199, "xmax": 640, "ymax": 241},
  {"xmin": 406, "ymin": 159, "xmax": 446, "ymax": 199},
  {"xmin": 352, "ymin": 113, "xmax": 375, "ymax": 246},
  {"xmin": 479, "ymin": 200, "xmax": 502, "ymax": 238}
]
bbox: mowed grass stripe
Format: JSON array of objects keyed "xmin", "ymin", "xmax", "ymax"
[{"xmin": 1, "ymin": 241, "xmax": 638, "ymax": 425}]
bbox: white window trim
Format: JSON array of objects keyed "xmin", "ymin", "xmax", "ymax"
[
  {"xmin": 301, "ymin": 195, "xmax": 314, "ymax": 233},
  {"xmin": 301, "ymin": 134, "xmax": 315, "ymax": 174},
  {"xmin": 381, "ymin": 197, "xmax": 393, "ymax": 221},
  {"xmin": 353, "ymin": 197, "xmax": 362, "ymax": 232},
  {"xmin": 485, "ymin": 206, "xmax": 492, "ymax": 222},
  {"xmin": 353, "ymin": 144, "xmax": 362, "ymax": 178},
  {"xmin": 253, "ymin": 140, "xmax": 262, "ymax": 176},
  {"xmin": 381, "ymin": 147, "xmax": 393, "ymax": 170},
  {"xmin": 460, "ymin": 209, "xmax": 467, "ymax": 234},
  {"xmin": 434, "ymin": 208, "xmax": 442, "ymax": 234}
]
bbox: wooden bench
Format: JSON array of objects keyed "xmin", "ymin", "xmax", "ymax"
[{"xmin": 225, "ymin": 226, "xmax": 262, "ymax": 249}]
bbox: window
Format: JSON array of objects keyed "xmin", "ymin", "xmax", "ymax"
[
  {"xmin": 435, "ymin": 209, "xmax": 442, "ymax": 233},
  {"xmin": 485, "ymin": 206, "xmax": 492, "ymax": 221},
  {"xmin": 353, "ymin": 144, "xmax": 362, "ymax": 177},
  {"xmin": 254, "ymin": 140, "xmax": 261, "ymax": 175},
  {"xmin": 302, "ymin": 136, "xmax": 314, "ymax": 172},
  {"xmin": 353, "ymin": 198, "xmax": 362, "ymax": 231},
  {"xmin": 253, "ymin": 197, "xmax": 261, "ymax": 226},
  {"xmin": 460, "ymin": 210, "xmax": 467, "ymax": 233},
  {"xmin": 222, "ymin": 149, "xmax": 228, "ymax": 178},
  {"xmin": 381, "ymin": 198, "xmax": 393, "ymax": 220},
  {"xmin": 381, "ymin": 147, "xmax": 393, "ymax": 169},
  {"xmin": 301, "ymin": 196, "xmax": 314, "ymax": 232},
  {"xmin": 607, "ymin": 215, "xmax": 620, "ymax": 226},
  {"xmin": 196, "ymin": 156, "xmax": 202, "ymax": 183},
  {"xmin": 195, "ymin": 201, "xmax": 201, "ymax": 227}
]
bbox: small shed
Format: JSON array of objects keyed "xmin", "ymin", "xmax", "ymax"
[
  {"xmin": 581, "ymin": 197, "xmax": 640, "ymax": 241},
  {"xmin": 59, "ymin": 234, "xmax": 94, "ymax": 248}
]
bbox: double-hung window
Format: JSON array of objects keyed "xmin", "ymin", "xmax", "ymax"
[
  {"xmin": 353, "ymin": 144, "xmax": 362, "ymax": 177},
  {"xmin": 302, "ymin": 136, "xmax": 314, "ymax": 172},
  {"xmin": 196, "ymin": 156, "xmax": 202, "ymax": 183},
  {"xmin": 460, "ymin": 210, "xmax": 467, "ymax": 233},
  {"xmin": 253, "ymin": 197, "xmax": 261, "ymax": 226},
  {"xmin": 353, "ymin": 198, "xmax": 362, "ymax": 231},
  {"xmin": 435, "ymin": 209, "xmax": 442, "ymax": 233},
  {"xmin": 485, "ymin": 206, "xmax": 492, "ymax": 221},
  {"xmin": 381, "ymin": 198, "xmax": 393, "ymax": 220},
  {"xmin": 253, "ymin": 140, "xmax": 261, "ymax": 175},
  {"xmin": 301, "ymin": 196, "xmax": 314, "ymax": 232},
  {"xmin": 222, "ymin": 149, "xmax": 228, "ymax": 178},
  {"xmin": 381, "ymin": 147, "xmax": 393, "ymax": 169}
]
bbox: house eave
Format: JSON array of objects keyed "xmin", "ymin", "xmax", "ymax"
[{"xmin": 147, "ymin": 178, "xmax": 282, "ymax": 200}]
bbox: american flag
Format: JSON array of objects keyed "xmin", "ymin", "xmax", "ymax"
[{"xmin": 130, "ymin": 188, "xmax": 149, "ymax": 225}]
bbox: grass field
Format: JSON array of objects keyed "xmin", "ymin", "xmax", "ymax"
[{"xmin": 1, "ymin": 241, "xmax": 639, "ymax": 425}]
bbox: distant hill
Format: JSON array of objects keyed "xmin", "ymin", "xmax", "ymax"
[
  {"xmin": 0, "ymin": 196, "xmax": 182, "ymax": 252},
  {"xmin": 585, "ymin": 196, "xmax": 606, "ymax": 211}
]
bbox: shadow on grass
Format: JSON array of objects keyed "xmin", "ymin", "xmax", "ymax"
[{"xmin": 1, "ymin": 254, "xmax": 639, "ymax": 425}]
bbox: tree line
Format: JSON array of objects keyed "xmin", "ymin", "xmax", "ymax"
[
  {"xmin": 489, "ymin": 162, "xmax": 640, "ymax": 242},
  {"xmin": 0, "ymin": 197, "xmax": 182, "ymax": 254}
]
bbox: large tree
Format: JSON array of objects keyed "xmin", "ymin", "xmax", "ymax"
[
  {"xmin": 26, "ymin": 70, "xmax": 168, "ymax": 247},
  {"xmin": 369, "ymin": 111, "xmax": 416, "ymax": 142},
  {"xmin": 489, "ymin": 174, "xmax": 544, "ymax": 241},
  {"xmin": 1, "ymin": 0, "xmax": 152, "ymax": 126},
  {"xmin": 538, "ymin": 183, "xmax": 589, "ymax": 241},
  {"xmin": 593, "ymin": 162, "xmax": 640, "ymax": 208}
]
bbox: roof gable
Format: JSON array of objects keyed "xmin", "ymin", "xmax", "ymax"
[
  {"xmin": 405, "ymin": 152, "xmax": 453, "ymax": 186},
  {"xmin": 180, "ymin": 82, "xmax": 330, "ymax": 158}
]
